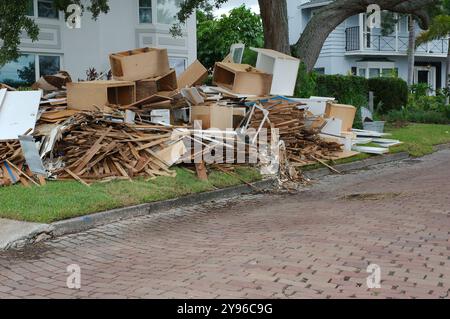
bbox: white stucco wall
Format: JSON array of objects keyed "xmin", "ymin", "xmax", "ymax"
[{"xmin": 14, "ymin": 0, "xmax": 197, "ymax": 82}]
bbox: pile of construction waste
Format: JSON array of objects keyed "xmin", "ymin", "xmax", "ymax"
[{"xmin": 0, "ymin": 45, "xmax": 400, "ymax": 188}]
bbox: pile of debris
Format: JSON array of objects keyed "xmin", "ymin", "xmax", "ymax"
[{"xmin": 1, "ymin": 44, "xmax": 396, "ymax": 188}]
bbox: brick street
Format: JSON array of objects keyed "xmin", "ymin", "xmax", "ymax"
[{"xmin": 0, "ymin": 149, "xmax": 449, "ymax": 299}]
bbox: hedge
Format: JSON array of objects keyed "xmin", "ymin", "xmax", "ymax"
[
  {"xmin": 315, "ymin": 74, "xmax": 368, "ymax": 106},
  {"xmin": 368, "ymin": 77, "xmax": 408, "ymax": 112}
]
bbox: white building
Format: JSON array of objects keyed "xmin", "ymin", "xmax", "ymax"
[
  {"xmin": 0, "ymin": 0, "xmax": 197, "ymax": 86},
  {"xmin": 288, "ymin": 0, "xmax": 449, "ymax": 92}
]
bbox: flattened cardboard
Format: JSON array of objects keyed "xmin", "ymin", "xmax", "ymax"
[
  {"xmin": 191, "ymin": 104, "xmax": 234, "ymax": 130},
  {"xmin": 67, "ymin": 80, "xmax": 136, "ymax": 111},
  {"xmin": 110, "ymin": 47, "xmax": 170, "ymax": 81},
  {"xmin": 136, "ymin": 69, "xmax": 178, "ymax": 101},
  {"xmin": 325, "ymin": 103, "xmax": 356, "ymax": 132},
  {"xmin": 0, "ymin": 90, "xmax": 41, "ymax": 141},
  {"xmin": 212, "ymin": 62, "xmax": 273, "ymax": 96},
  {"xmin": 178, "ymin": 60, "xmax": 208, "ymax": 88}
]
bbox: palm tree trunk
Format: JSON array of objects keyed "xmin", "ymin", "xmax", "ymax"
[{"xmin": 407, "ymin": 15, "xmax": 416, "ymax": 86}]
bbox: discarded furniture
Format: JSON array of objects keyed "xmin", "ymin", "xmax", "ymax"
[
  {"xmin": 67, "ymin": 80, "xmax": 136, "ymax": 111},
  {"xmin": 136, "ymin": 69, "xmax": 178, "ymax": 100},
  {"xmin": 325, "ymin": 103, "xmax": 356, "ymax": 132},
  {"xmin": 110, "ymin": 47, "xmax": 170, "ymax": 81},
  {"xmin": 191, "ymin": 104, "xmax": 234, "ymax": 130},
  {"xmin": 251, "ymin": 48, "xmax": 300, "ymax": 96},
  {"xmin": 212, "ymin": 62, "xmax": 272, "ymax": 96},
  {"xmin": 178, "ymin": 60, "xmax": 208, "ymax": 89}
]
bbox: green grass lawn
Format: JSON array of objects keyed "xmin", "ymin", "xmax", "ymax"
[
  {"xmin": 0, "ymin": 167, "xmax": 261, "ymax": 224},
  {"xmin": 302, "ymin": 123, "xmax": 450, "ymax": 171},
  {"xmin": 387, "ymin": 123, "xmax": 450, "ymax": 157}
]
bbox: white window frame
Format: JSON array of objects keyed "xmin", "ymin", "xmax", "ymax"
[
  {"xmin": 168, "ymin": 56, "xmax": 187, "ymax": 75},
  {"xmin": 356, "ymin": 61, "xmax": 395, "ymax": 79},
  {"xmin": 137, "ymin": 0, "xmax": 185, "ymax": 27},
  {"xmin": 27, "ymin": 0, "xmax": 60, "ymax": 20}
]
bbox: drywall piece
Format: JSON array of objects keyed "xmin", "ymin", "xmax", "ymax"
[
  {"xmin": 67, "ymin": 80, "xmax": 136, "ymax": 111},
  {"xmin": 136, "ymin": 69, "xmax": 178, "ymax": 101},
  {"xmin": 191, "ymin": 104, "xmax": 234, "ymax": 130},
  {"xmin": 325, "ymin": 103, "xmax": 357, "ymax": 132},
  {"xmin": 352, "ymin": 145, "xmax": 389, "ymax": 155},
  {"xmin": 181, "ymin": 87, "xmax": 205, "ymax": 105},
  {"xmin": 18, "ymin": 135, "xmax": 46, "ymax": 175},
  {"xmin": 156, "ymin": 140, "xmax": 188, "ymax": 166},
  {"xmin": 321, "ymin": 118, "xmax": 343, "ymax": 136},
  {"xmin": 353, "ymin": 137, "xmax": 373, "ymax": 145},
  {"xmin": 251, "ymin": 47, "xmax": 300, "ymax": 96},
  {"xmin": 213, "ymin": 62, "xmax": 273, "ymax": 96},
  {"xmin": 352, "ymin": 129, "xmax": 391, "ymax": 138},
  {"xmin": 150, "ymin": 109, "xmax": 171, "ymax": 125},
  {"xmin": 0, "ymin": 90, "xmax": 41, "ymax": 141},
  {"xmin": 110, "ymin": 47, "xmax": 170, "ymax": 81},
  {"xmin": 178, "ymin": 60, "xmax": 208, "ymax": 89},
  {"xmin": 372, "ymin": 138, "xmax": 403, "ymax": 147},
  {"xmin": 291, "ymin": 97, "xmax": 336, "ymax": 116}
]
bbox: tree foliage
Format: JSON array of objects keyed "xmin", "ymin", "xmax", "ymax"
[
  {"xmin": 197, "ymin": 5, "xmax": 263, "ymax": 70},
  {"xmin": 0, "ymin": 0, "xmax": 109, "ymax": 66}
]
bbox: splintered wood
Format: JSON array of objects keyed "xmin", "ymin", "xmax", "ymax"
[
  {"xmin": 250, "ymin": 99, "xmax": 343, "ymax": 166},
  {"xmin": 54, "ymin": 112, "xmax": 176, "ymax": 185}
]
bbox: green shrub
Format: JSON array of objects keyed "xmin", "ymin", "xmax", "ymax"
[
  {"xmin": 368, "ymin": 77, "xmax": 408, "ymax": 112},
  {"xmin": 294, "ymin": 63, "xmax": 317, "ymax": 98},
  {"xmin": 315, "ymin": 74, "xmax": 368, "ymax": 106},
  {"xmin": 384, "ymin": 108, "xmax": 450, "ymax": 124}
]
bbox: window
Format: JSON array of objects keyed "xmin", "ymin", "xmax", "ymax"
[
  {"xmin": 26, "ymin": 0, "xmax": 59, "ymax": 19},
  {"xmin": 369, "ymin": 68, "xmax": 380, "ymax": 78},
  {"xmin": 157, "ymin": 0, "xmax": 183, "ymax": 24},
  {"xmin": 39, "ymin": 55, "xmax": 61, "ymax": 77},
  {"xmin": 313, "ymin": 67, "xmax": 325, "ymax": 75},
  {"xmin": 0, "ymin": 54, "xmax": 61, "ymax": 87},
  {"xmin": 169, "ymin": 57, "xmax": 187, "ymax": 76},
  {"xmin": 358, "ymin": 68, "xmax": 366, "ymax": 77},
  {"xmin": 38, "ymin": 0, "xmax": 59, "ymax": 18},
  {"xmin": 139, "ymin": 0, "xmax": 152, "ymax": 24}
]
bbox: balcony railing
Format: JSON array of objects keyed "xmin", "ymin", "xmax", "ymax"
[{"xmin": 345, "ymin": 26, "xmax": 448, "ymax": 54}]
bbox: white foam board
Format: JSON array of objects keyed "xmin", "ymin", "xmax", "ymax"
[{"xmin": 0, "ymin": 90, "xmax": 41, "ymax": 141}]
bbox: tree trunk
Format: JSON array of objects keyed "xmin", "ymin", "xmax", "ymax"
[
  {"xmin": 407, "ymin": 15, "xmax": 416, "ymax": 86},
  {"xmin": 289, "ymin": 0, "xmax": 434, "ymax": 72},
  {"xmin": 258, "ymin": 0, "xmax": 290, "ymax": 54}
]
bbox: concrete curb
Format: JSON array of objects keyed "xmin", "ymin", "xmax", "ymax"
[
  {"xmin": 303, "ymin": 152, "xmax": 410, "ymax": 180},
  {"xmin": 50, "ymin": 178, "xmax": 277, "ymax": 237}
]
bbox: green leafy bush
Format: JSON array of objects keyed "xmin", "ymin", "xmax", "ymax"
[
  {"xmin": 315, "ymin": 74, "xmax": 368, "ymax": 106},
  {"xmin": 294, "ymin": 63, "xmax": 317, "ymax": 98},
  {"xmin": 368, "ymin": 77, "xmax": 408, "ymax": 112},
  {"xmin": 384, "ymin": 108, "xmax": 450, "ymax": 124}
]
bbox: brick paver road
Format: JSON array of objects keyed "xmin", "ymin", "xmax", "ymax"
[{"xmin": 1, "ymin": 149, "xmax": 450, "ymax": 299}]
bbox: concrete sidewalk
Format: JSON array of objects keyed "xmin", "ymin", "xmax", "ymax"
[{"xmin": 0, "ymin": 219, "xmax": 53, "ymax": 251}]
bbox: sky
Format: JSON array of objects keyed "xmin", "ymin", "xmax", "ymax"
[{"xmin": 213, "ymin": 0, "xmax": 260, "ymax": 16}]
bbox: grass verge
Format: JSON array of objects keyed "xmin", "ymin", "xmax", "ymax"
[
  {"xmin": 302, "ymin": 123, "xmax": 450, "ymax": 171},
  {"xmin": 0, "ymin": 166, "xmax": 261, "ymax": 224}
]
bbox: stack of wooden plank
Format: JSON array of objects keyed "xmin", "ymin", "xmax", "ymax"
[
  {"xmin": 53, "ymin": 112, "xmax": 178, "ymax": 185},
  {"xmin": 250, "ymin": 99, "xmax": 343, "ymax": 166}
]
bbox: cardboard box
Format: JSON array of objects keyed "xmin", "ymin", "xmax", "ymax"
[
  {"xmin": 212, "ymin": 62, "xmax": 273, "ymax": 96},
  {"xmin": 178, "ymin": 60, "xmax": 208, "ymax": 88},
  {"xmin": 67, "ymin": 80, "xmax": 136, "ymax": 111},
  {"xmin": 251, "ymin": 48, "xmax": 300, "ymax": 96},
  {"xmin": 110, "ymin": 47, "xmax": 170, "ymax": 81},
  {"xmin": 191, "ymin": 104, "xmax": 234, "ymax": 130},
  {"xmin": 136, "ymin": 69, "xmax": 178, "ymax": 101},
  {"xmin": 325, "ymin": 103, "xmax": 356, "ymax": 132}
]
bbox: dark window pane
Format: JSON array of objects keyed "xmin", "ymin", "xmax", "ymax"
[
  {"xmin": 27, "ymin": 0, "xmax": 34, "ymax": 16},
  {"xmin": 38, "ymin": 0, "xmax": 59, "ymax": 19},
  {"xmin": 139, "ymin": 0, "xmax": 152, "ymax": 7},
  {"xmin": 39, "ymin": 56, "xmax": 60, "ymax": 77},
  {"xmin": 0, "ymin": 54, "xmax": 36, "ymax": 87},
  {"xmin": 139, "ymin": 8, "xmax": 152, "ymax": 23}
]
